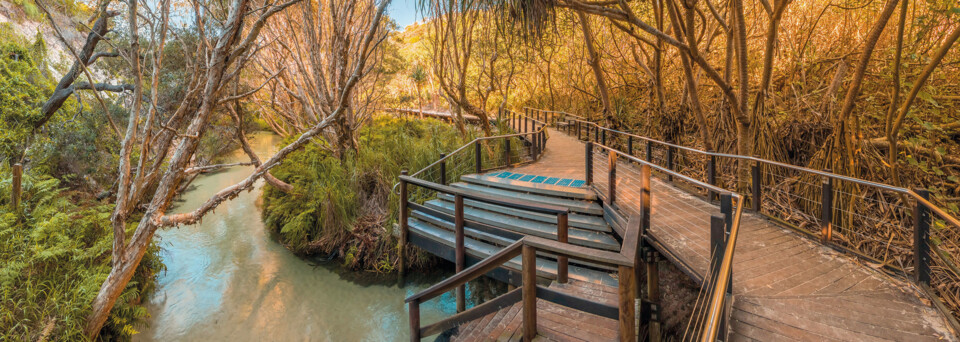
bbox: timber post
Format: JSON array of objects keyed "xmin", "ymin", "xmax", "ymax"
[
  {"xmin": 439, "ymin": 153, "xmax": 447, "ymax": 185},
  {"xmin": 618, "ymin": 264, "xmax": 636, "ymax": 342},
  {"xmin": 399, "ymin": 170, "xmax": 408, "ymax": 283},
  {"xmin": 585, "ymin": 142, "xmax": 594, "ymax": 185},
  {"xmin": 11, "ymin": 163, "xmax": 22, "ymax": 210},
  {"xmin": 821, "ymin": 174, "xmax": 834, "ymax": 243},
  {"xmin": 915, "ymin": 189, "xmax": 931, "ymax": 285},
  {"xmin": 557, "ymin": 212, "xmax": 569, "ymax": 283},
  {"xmin": 455, "ymin": 194, "xmax": 466, "ymax": 312},
  {"xmin": 666, "ymin": 146, "xmax": 674, "ymax": 182},
  {"xmin": 627, "ymin": 136, "xmax": 633, "ymax": 156},
  {"xmin": 751, "ymin": 161, "xmax": 762, "ymax": 212},
  {"xmin": 408, "ymin": 299, "xmax": 420, "ymax": 342},
  {"xmin": 475, "ymin": 142, "xmax": 482, "ymax": 174},
  {"xmin": 708, "ymin": 155, "xmax": 717, "ymax": 201},
  {"xmin": 608, "ymin": 151, "xmax": 617, "ymax": 203},
  {"xmin": 522, "ymin": 245, "xmax": 538, "ymax": 341},
  {"xmin": 504, "ymin": 139, "xmax": 511, "ymax": 166},
  {"xmin": 645, "ymin": 141, "xmax": 652, "ymax": 163}
]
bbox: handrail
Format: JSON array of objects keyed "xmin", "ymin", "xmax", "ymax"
[
  {"xmin": 587, "ymin": 141, "xmax": 746, "ymax": 341},
  {"xmin": 592, "ymin": 143, "xmax": 736, "ymax": 199},
  {"xmin": 702, "ymin": 196, "xmax": 746, "ymax": 341},
  {"xmin": 400, "ymin": 175, "xmax": 569, "ymax": 215},
  {"xmin": 567, "ymin": 117, "xmax": 913, "ymax": 194}
]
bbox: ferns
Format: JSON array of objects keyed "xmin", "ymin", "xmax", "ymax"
[
  {"xmin": 261, "ymin": 116, "xmax": 481, "ymax": 270},
  {"xmin": 0, "ymin": 169, "xmax": 162, "ymax": 341}
]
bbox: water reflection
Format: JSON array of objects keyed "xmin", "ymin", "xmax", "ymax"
[{"xmin": 138, "ymin": 133, "xmax": 455, "ymax": 341}]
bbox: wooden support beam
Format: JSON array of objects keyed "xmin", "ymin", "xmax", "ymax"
[
  {"xmin": 618, "ymin": 265, "xmax": 636, "ymax": 342},
  {"xmin": 522, "ymin": 245, "xmax": 538, "ymax": 341},
  {"xmin": 409, "ymin": 298, "xmax": 420, "ymax": 342}
]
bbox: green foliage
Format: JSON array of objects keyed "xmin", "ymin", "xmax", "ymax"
[
  {"xmin": 0, "ymin": 27, "xmax": 57, "ymax": 164},
  {"xmin": 0, "ymin": 167, "xmax": 162, "ymax": 341},
  {"xmin": 261, "ymin": 117, "xmax": 481, "ymax": 270}
]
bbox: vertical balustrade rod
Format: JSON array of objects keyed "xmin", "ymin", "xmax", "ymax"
[
  {"xmin": 408, "ymin": 299, "xmax": 420, "ymax": 342},
  {"xmin": 585, "ymin": 142, "xmax": 594, "ymax": 185},
  {"xmin": 522, "ymin": 245, "xmax": 538, "ymax": 341},
  {"xmin": 915, "ymin": 189, "xmax": 931, "ymax": 285},
  {"xmin": 708, "ymin": 155, "xmax": 717, "ymax": 201},
  {"xmin": 475, "ymin": 142, "xmax": 482, "ymax": 174},
  {"xmin": 752, "ymin": 162, "xmax": 762, "ymax": 212},
  {"xmin": 399, "ymin": 170, "xmax": 409, "ymax": 282},
  {"xmin": 439, "ymin": 153, "xmax": 447, "ymax": 186},
  {"xmin": 609, "ymin": 151, "xmax": 617, "ymax": 203},
  {"xmin": 601, "ymin": 129, "xmax": 606, "ymax": 146},
  {"xmin": 627, "ymin": 136, "xmax": 633, "ymax": 156},
  {"xmin": 594, "ymin": 125, "xmax": 599, "ymax": 142},
  {"xmin": 557, "ymin": 213, "xmax": 569, "ymax": 283},
  {"xmin": 821, "ymin": 174, "xmax": 833, "ymax": 243}
]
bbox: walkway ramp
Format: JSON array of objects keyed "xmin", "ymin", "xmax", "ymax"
[
  {"xmin": 513, "ymin": 128, "xmax": 956, "ymax": 341},
  {"xmin": 399, "ymin": 110, "xmax": 958, "ymax": 341},
  {"xmin": 407, "ymin": 173, "xmax": 621, "ymax": 286}
]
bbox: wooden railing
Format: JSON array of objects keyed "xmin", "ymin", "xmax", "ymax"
[
  {"xmin": 585, "ymin": 140, "xmax": 747, "ymax": 341},
  {"xmin": 404, "ymin": 208, "xmax": 643, "ymax": 341},
  {"xmin": 531, "ymin": 107, "xmax": 960, "ymax": 332}
]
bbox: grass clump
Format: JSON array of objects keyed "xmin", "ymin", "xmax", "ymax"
[
  {"xmin": 261, "ymin": 116, "xmax": 484, "ymax": 271},
  {"xmin": 0, "ymin": 169, "xmax": 163, "ymax": 341}
]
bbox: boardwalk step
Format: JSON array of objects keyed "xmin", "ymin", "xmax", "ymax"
[
  {"xmin": 437, "ymin": 193, "xmax": 610, "ymax": 232},
  {"xmin": 424, "ymin": 199, "xmax": 620, "ymax": 251},
  {"xmin": 408, "ymin": 218, "xmax": 617, "ymax": 286},
  {"xmin": 464, "ymin": 174, "xmax": 597, "ymax": 200},
  {"xmin": 450, "ymin": 183, "xmax": 604, "ymax": 215},
  {"xmin": 411, "ymin": 209, "xmax": 618, "ymax": 272}
]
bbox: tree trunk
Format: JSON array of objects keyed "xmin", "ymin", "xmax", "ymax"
[{"xmin": 577, "ymin": 10, "xmax": 614, "ymax": 128}]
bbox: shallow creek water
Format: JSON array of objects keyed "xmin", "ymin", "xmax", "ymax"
[{"xmin": 138, "ymin": 133, "xmax": 458, "ymax": 341}]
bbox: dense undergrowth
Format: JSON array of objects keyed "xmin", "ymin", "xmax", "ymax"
[
  {"xmin": 0, "ymin": 168, "xmax": 162, "ymax": 341},
  {"xmin": 261, "ymin": 116, "xmax": 488, "ymax": 271}
]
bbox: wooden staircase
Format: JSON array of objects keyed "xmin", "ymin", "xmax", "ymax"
[{"xmin": 407, "ymin": 173, "xmax": 621, "ymax": 286}]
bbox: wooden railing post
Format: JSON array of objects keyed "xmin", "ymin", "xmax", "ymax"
[
  {"xmin": 646, "ymin": 141, "xmax": 653, "ymax": 163},
  {"xmin": 439, "ymin": 153, "xmax": 447, "ymax": 185},
  {"xmin": 557, "ymin": 213, "xmax": 569, "ymax": 284},
  {"xmin": 594, "ymin": 125, "xmax": 599, "ymax": 142},
  {"xmin": 409, "ymin": 299, "xmax": 420, "ymax": 342},
  {"xmin": 627, "ymin": 136, "xmax": 633, "ymax": 156},
  {"xmin": 475, "ymin": 142, "xmax": 482, "ymax": 174},
  {"xmin": 399, "ymin": 170, "xmax": 409, "ymax": 282},
  {"xmin": 915, "ymin": 189, "xmax": 931, "ymax": 285},
  {"xmin": 720, "ymin": 192, "xmax": 733, "ymax": 295},
  {"xmin": 504, "ymin": 139, "xmax": 511, "ymax": 166},
  {"xmin": 618, "ymin": 264, "xmax": 637, "ymax": 342},
  {"xmin": 585, "ymin": 142, "xmax": 594, "ymax": 185},
  {"xmin": 455, "ymin": 194, "xmax": 466, "ymax": 312},
  {"xmin": 708, "ymin": 155, "xmax": 717, "ymax": 201},
  {"xmin": 666, "ymin": 146, "xmax": 674, "ymax": 182},
  {"xmin": 577, "ymin": 121, "xmax": 582, "ymax": 140},
  {"xmin": 522, "ymin": 245, "xmax": 538, "ymax": 341},
  {"xmin": 609, "ymin": 151, "xmax": 617, "ymax": 203},
  {"xmin": 821, "ymin": 174, "xmax": 833, "ymax": 243},
  {"xmin": 525, "ymin": 116, "xmax": 530, "ymax": 133},
  {"xmin": 751, "ymin": 162, "xmax": 762, "ymax": 212},
  {"xmin": 601, "ymin": 129, "xmax": 606, "ymax": 146}
]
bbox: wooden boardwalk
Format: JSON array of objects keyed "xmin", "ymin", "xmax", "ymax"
[
  {"xmin": 447, "ymin": 280, "xmax": 619, "ymax": 341},
  {"xmin": 490, "ymin": 128, "xmax": 956, "ymax": 341}
]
